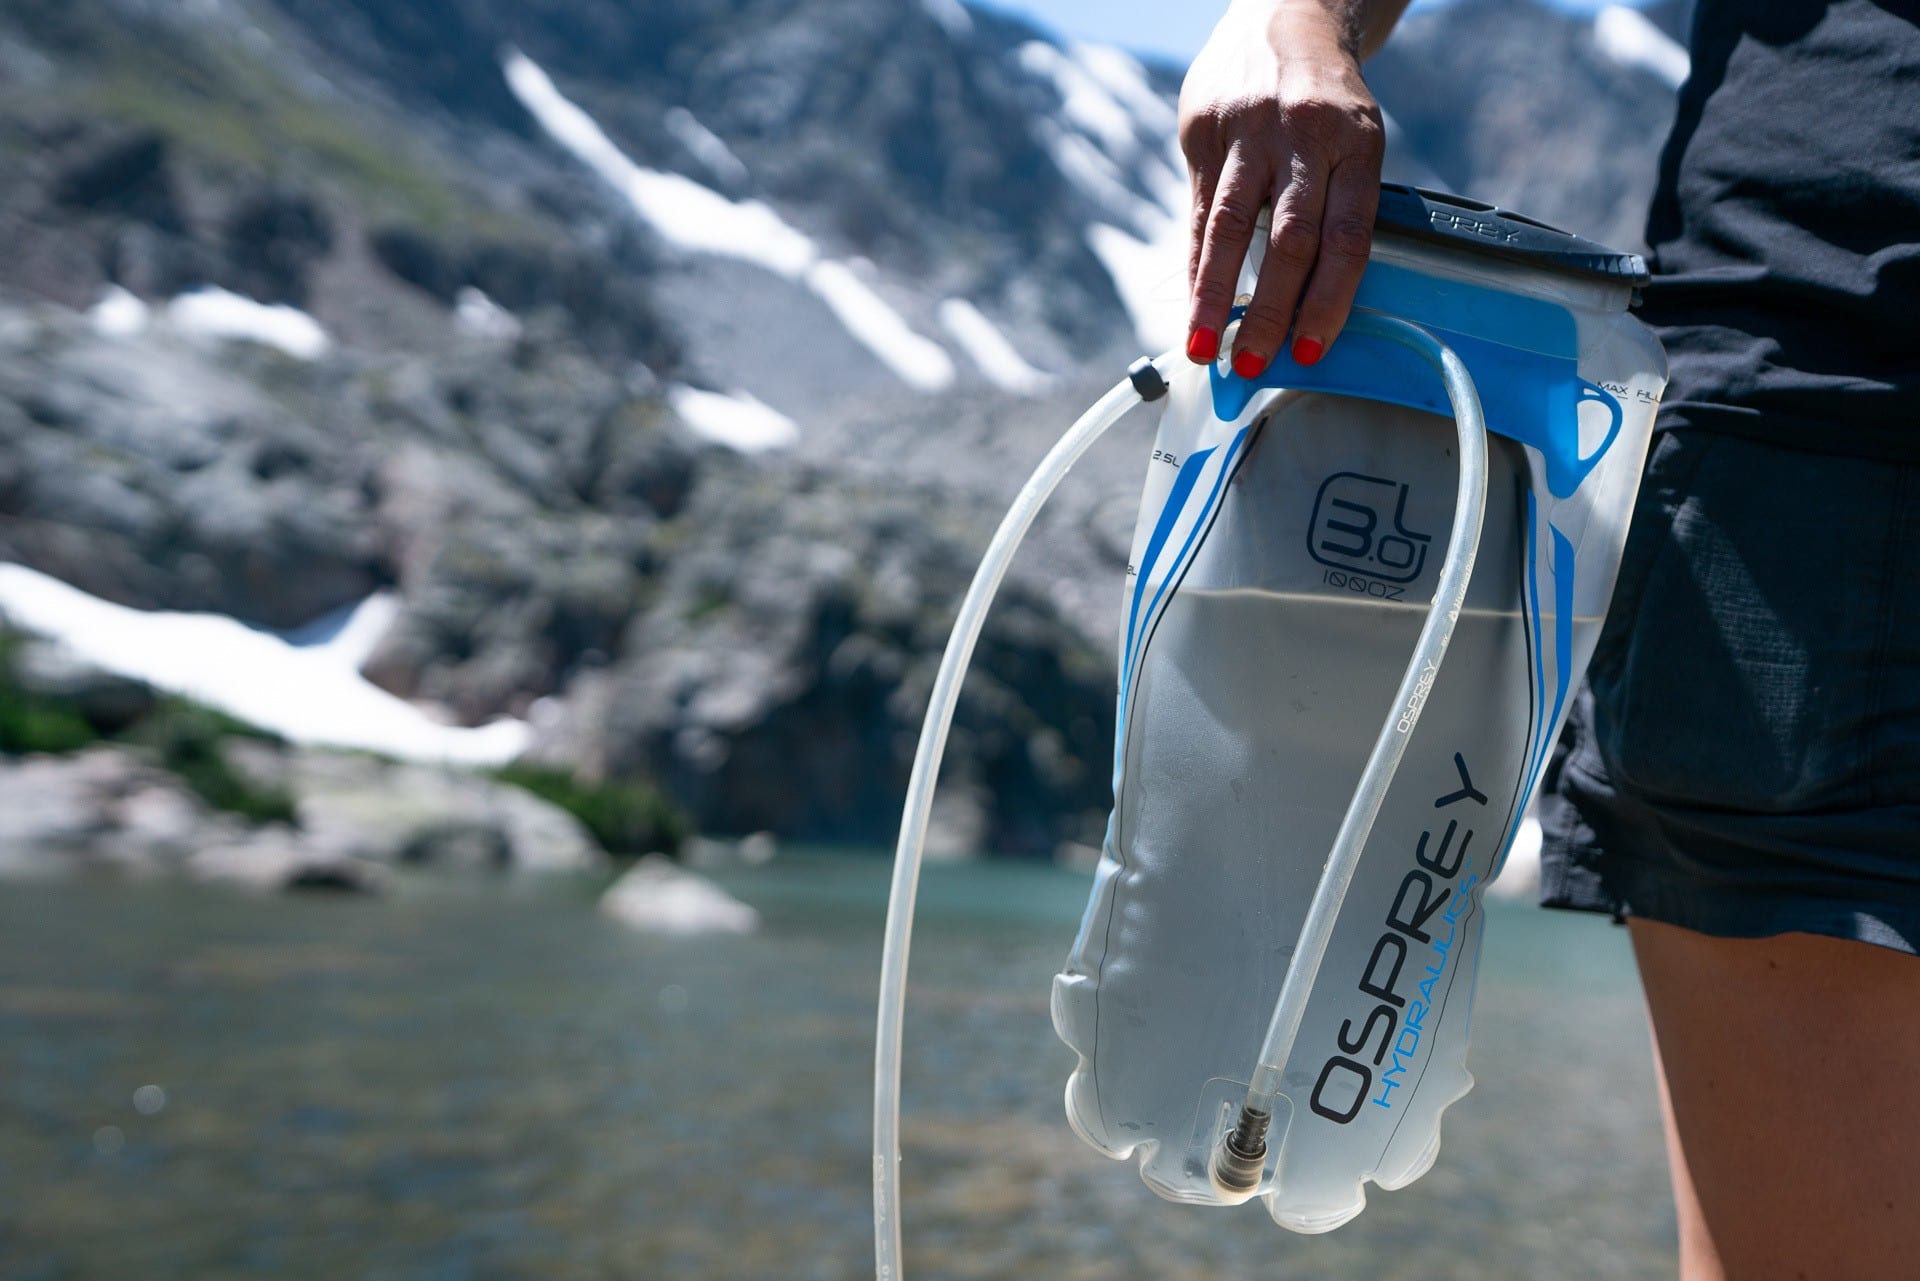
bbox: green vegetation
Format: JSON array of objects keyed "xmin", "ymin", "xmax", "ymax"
[
  {"xmin": 0, "ymin": 635, "xmax": 688, "ymax": 851},
  {"xmin": 8, "ymin": 10, "xmax": 523, "ymax": 238},
  {"xmin": 0, "ymin": 668, "xmax": 99, "ymax": 757},
  {"xmin": 492, "ymin": 763, "xmax": 689, "ymax": 859},
  {"xmin": 0, "ymin": 633, "xmax": 296, "ymax": 825},
  {"xmin": 120, "ymin": 699, "xmax": 298, "ymax": 826},
  {"xmin": 686, "ymin": 581, "xmax": 734, "ymax": 622},
  {"xmin": 80, "ymin": 69, "xmax": 473, "ymax": 232}
]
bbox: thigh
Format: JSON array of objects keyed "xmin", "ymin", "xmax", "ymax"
[
  {"xmin": 1541, "ymin": 432, "xmax": 1920, "ymax": 951},
  {"xmin": 1632, "ymin": 918, "xmax": 1920, "ymax": 1281}
]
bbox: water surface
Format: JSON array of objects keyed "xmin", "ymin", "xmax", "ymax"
[{"xmin": 0, "ymin": 854, "xmax": 1674, "ymax": 1280}]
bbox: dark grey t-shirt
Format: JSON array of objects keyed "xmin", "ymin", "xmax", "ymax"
[{"xmin": 1641, "ymin": 0, "xmax": 1920, "ymax": 459}]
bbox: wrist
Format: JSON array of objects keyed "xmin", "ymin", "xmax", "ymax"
[{"xmin": 1228, "ymin": 0, "xmax": 1364, "ymax": 63}]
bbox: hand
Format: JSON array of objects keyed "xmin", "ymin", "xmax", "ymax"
[{"xmin": 1179, "ymin": 2, "xmax": 1387, "ymax": 375}]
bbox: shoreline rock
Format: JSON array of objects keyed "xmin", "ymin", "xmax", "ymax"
[
  {"xmin": 187, "ymin": 828, "xmax": 387, "ymax": 894},
  {"xmin": 236, "ymin": 744, "xmax": 607, "ymax": 875},
  {"xmin": 0, "ymin": 740, "xmax": 612, "ymax": 889},
  {"xmin": 599, "ymin": 855, "xmax": 760, "ymax": 935}
]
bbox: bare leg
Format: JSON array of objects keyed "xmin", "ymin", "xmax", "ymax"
[{"xmin": 1630, "ymin": 918, "xmax": 1920, "ymax": 1281}]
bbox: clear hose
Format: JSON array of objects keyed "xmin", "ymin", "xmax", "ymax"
[
  {"xmin": 873, "ymin": 315, "xmax": 1488, "ymax": 1276},
  {"xmin": 872, "ymin": 360, "xmax": 1169, "ymax": 1281},
  {"xmin": 1216, "ymin": 312, "xmax": 1488, "ymax": 1188}
]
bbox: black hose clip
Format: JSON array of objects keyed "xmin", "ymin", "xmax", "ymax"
[{"xmin": 1128, "ymin": 357, "xmax": 1169, "ymax": 403}]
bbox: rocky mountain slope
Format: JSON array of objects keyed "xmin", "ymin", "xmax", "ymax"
[{"xmin": 0, "ymin": 0, "xmax": 1689, "ymax": 858}]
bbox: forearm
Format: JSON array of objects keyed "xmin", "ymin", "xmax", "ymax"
[
  {"xmin": 1179, "ymin": 0, "xmax": 1405, "ymax": 371},
  {"xmin": 1218, "ymin": 0, "xmax": 1413, "ymax": 63}
]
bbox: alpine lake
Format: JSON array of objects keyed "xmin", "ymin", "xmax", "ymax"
[{"xmin": 0, "ymin": 851, "xmax": 1674, "ymax": 1280}]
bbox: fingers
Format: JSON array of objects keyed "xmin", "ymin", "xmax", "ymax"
[
  {"xmin": 1228, "ymin": 150, "xmax": 1328, "ymax": 378},
  {"xmin": 1186, "ymin": 146, "xmax": 1268, "ymax": 364},
  {"xmin": 1180, "ymin": 88, "xmax": 1387, "ymax": 372},
  {"xmin": 1187, "ymin": 162, "xmax": 1216, "ymax": 299},
  {"xmin": 1286, "ymin": 154, "xmax": 1383, "ymax": 367}
]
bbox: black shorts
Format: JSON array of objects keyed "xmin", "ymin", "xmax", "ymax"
[{"xmin": 1538, "ymin": 429, "xmax": 1920, "ymax": 956}]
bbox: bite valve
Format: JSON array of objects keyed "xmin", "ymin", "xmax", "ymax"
[{"xmin": 1210, "ymin": 1104, "xmax": 1270, "ymax": 1197}]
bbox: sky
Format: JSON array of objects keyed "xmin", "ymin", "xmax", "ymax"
[
  {"xmin": 981, "ymin": 0, "xmax": 1640, "ymax": 61},
  {"xmin": 977, "ymin": 0, "xmax": 1223, "ymax": 60}
]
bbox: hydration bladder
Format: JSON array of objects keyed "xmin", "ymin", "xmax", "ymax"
[{"xmin": 874, "ymin": 186, "xmax": 1669, "ymax": 1276}]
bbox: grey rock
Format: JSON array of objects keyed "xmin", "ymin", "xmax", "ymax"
[
  {"xmin": 8, "ymin": 637, "xmax": 158, "ymax": 732},
  {"xmin": 599, "ymin": 855, "xmax": 760, "ymax": 935},
  {"xmin": 0, "ymin": 0, "xmax": 1687, "ymax": 870},
  {"xmin": 0, "ymin": 747, "xmax": 383, "ymax": 889},
  {"xmin": 0, "ymin": 740, "xmax": 602, "ymax": 886},
  {"xmin": 0, "ymin": 747, "xmax": 215, "ymax": 877},
  {"xmin": 269, "ymin": 747, "xmax": 607, "ymax": 874},
  {"xmin": 681, "ymin": 830, "xmax": 779, "ymax": 870},
  {"xmin": 221, "ymin": 189, "xmax": 334, "ymax": 309},
  {"xmin": 401, "ymin": 820, "xmax": 513, "ymax": 871},
  {"xmin": 0, "ymin": 307, "xmax": 386, "ymax": 628},
  {"xmin": 544, "ymin": 451, "xmax": 1120, "ymax": 857},
  {"xmin": 49, "ymin": 129, "xmax": 183, "ymax": 228},
  {"xmin": 922, "ymin": 781, "xmax": 990, "ymax": 863},
  {"xmin": 187, "ymin": 828, "xmax": 386, "ymax": 894},
  {"xmin": 1053, "ymin": 840, "xmax": 1102, "ymax": 874},
  {"xmin": 1369, "ymin": 0, "xmax": 1685, "ymax": 250},
  {"xmin": 0, "ymin": 298, "xmax": 691, "ymax": 718}
]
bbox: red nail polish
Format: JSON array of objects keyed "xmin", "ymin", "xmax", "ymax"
[
  {"xmin": 1232, "ymin": 349, "xmax": 1268, "ymax": 380},
  {"xmin": 1292, "ymin": 336, "xmax": 1325, "ymax": 367},
  {"xmin": 1187, "ymin": 326, "xmax": 1219, "ymax": 363}
]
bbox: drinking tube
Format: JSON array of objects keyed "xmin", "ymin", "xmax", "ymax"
[
  {"xmin": 1207, "ymin": 316, "xmax": 1487, "ymax": 1195},
  {"xmin": 873, "ymin": 314, "xmax": 1488, "ymax": 1280}
]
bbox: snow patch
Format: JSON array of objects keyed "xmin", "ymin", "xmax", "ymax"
[
  {"xmin": 663, "ymin": 106, "xmax": 749, "ymax": 187},
  {"xmin": 454, "ymin": 287, "xmax": 522, "ymax": 341},
  {"xmin": 803, "ymin": 260, "xmax": 956, "ymax": 392},
  {"xmin": 166, "ymin": 287, "xmax": 331, "ymax": 361},
  {"xmin": 503, "ymin": 53, "xmax": 811, "ymax": 274},
  {"xmin": 87, "ymin": 286, "xmax": 149, "ymax": 339},
  {"xmin": 1018, "ymin": 40, "xmax": 1140, "ymax": 160},
  {"xmin": 1594, "ymin": 5, "xmax": 1689, "ymax": 91},
  {"xmin": 667, "ymin": 385, "xmax": 800, "ymax": 453},
  {"xmin": 1014, "ymin": 38, "xmax": 1190, "ymax": 346},
  {"xmin": 1071, "ymin": 44, "xmax": 1176, "ymax": 135},
  {"xmin": 0, "ymin": 565, "xmax": 529, "ymax": 766},
  {"xmin": 937, "ymin": 299, "xmax": 1052, "ymax": 395},
  {"xmin": 504, "ymin": 53, "xmax": 813, "ymax": 276},
  {"xmin": 1379, "ymin": 107, "xmax": 1449, "ymax": 191},
  {"xmin": 922, "ymin": 0, "xmax": 973, "ymax": 38},
  {"xmin": 1087, "ymin": 220, "xmax": 1188, "ymax": 355},
  {"xmin": 1142, "ymin": 154, "xmax": 1189, "ymax": 215},
  {"xmin": 1044, "ymin": 126, "xmax": 1166, "ymax": 234},
  {"xmin": 503, "ymin": 50, "xmax": 955, "ymax": 392}
]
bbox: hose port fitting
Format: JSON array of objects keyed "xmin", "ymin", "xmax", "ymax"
[
  {"xmin": 1210, "ymin": 1105, "xmax": 1270, "ymax": 1197},
  {"xmin": 1127, "ymin": 356, "xmax": 1169, "ymax": 402}
]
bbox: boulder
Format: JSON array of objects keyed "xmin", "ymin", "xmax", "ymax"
[
  {"xmin": 0, "ymin": 746, "xmax": 388, "ymax": 888},
  {"xmin": 221, "ymin": 189, "xmax": 334, "ymax": 308},
  {"xmin": 7, "ymin": 636, "xmax": 158, "ymax": 732},
  {"xmin": 0, "ymin": 739, "xmax": 606, "ymax": 888},
  {"xmin": 0, "ymin": 748, "xmax": 205, "ymax": 878},
  {"xmin": 563, "ymin": 456, "xmax": 1119, "ymax": 858},
  {"xmin": 599, "ymin": 855, "xmax": 760, "ymax": 935},
  {"xmin": 400, "ymin": 820, "xmax": 512, "ymax": 871},
  {"xmin": 257, "ymin": 746, "xmax": 607, "ymax": 874},
  {"xmin": 0, "ymin": 308, "xmax": 386, "ymax": 628},
  {"xmin": 680, "ymin": 830, "xmax": 778, "ymax": 870},
  {"xmin": 187, "ymin": 828, "xmax": 385, "ymax": 894}
]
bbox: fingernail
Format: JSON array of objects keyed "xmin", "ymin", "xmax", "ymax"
[
  {"xmin": 1292, "ymin": 335, "xmax": 1325, "ymax": 367},
  {"xmin": 1187, "ymin": 326, "xmax": 1219, "ymax": 364},
  {"xmin": 1232, "ymin": 349, "xmax": 1268, "ymax": 380}
]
